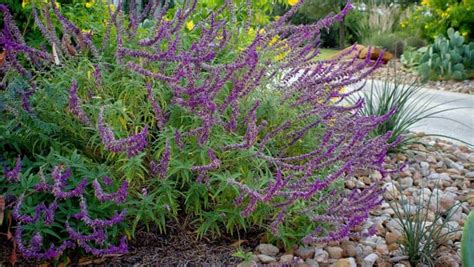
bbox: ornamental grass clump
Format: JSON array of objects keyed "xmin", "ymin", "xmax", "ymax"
[{"xmin": 2, "ymin": 0, "xmax": 397, "ymax": 260}]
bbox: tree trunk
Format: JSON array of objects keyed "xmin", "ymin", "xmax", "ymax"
[{"xmin": 338, "ymin": 19, "xmax": 345, "ymax": 50}]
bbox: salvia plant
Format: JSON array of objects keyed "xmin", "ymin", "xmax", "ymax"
[
  {"xmin": 0, "ymin": 151, "xmax": 128, "ymax": 261},
  {"xmin": 1, "ymin": 0, "xmax": 397, "ymax": 261}
]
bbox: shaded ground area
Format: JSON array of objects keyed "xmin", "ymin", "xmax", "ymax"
[
  {"xmin": 0, "ymin": 217, "xmax": 264, "ymax": 266},
  {"xmin": 101, "ymin": 223, "xmax": 262, "ymax": 266}
]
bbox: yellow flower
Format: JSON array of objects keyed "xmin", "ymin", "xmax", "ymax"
[
  {"xmin": 275, "ymin": 50, "xmax": 289, "ymax": 61},
  {"xmin": 22, "ymin": 0, "xmax": 29, "ymax": 8},
  {"xmin": 274, "ymin": 16, "xmax": 281, "ymax": 21},
  {"xmin": 288, "ymin": 0, "xmax": 299, "ymax": 6},
  {"xmin": 258, "ymin": 29, "xmax": 266, "ymax": 35},
  {"xmin": 186, "ymin": 21, "xmax": 195, "ymax": 31},
  {"xmin": 44, "ymin": 0, "xmax": 60, "ymax": 8},
  {"xmin": 269, "ymin": 36, "xmax": 280, "ymax": 46},
  {"xmin": 108, "ymin": 4, "xmax": 116, "ymax": 12},
  {"xmin": 86, "ymin": 2, "xmax": 94, "ymax": 8},
  {"xmin": 328, "ymin": 118, "xmax": 336, "ymax": 127}
]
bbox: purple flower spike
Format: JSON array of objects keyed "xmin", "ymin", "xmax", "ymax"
[
  {"xmin": 75, "ymin": 197, "xmax": 126, "ymax": 227},
  {"xmin": 4, "ymin": 155, "xmax": 21, "ymax": 182},
  {"xmin": 93, "ymin": 64, "xmax": 102, "ymax": 87},
  {"xmin": 150, "ymin": 141, "xmax": 171, "ymax": 179},
  {"xmin": 51, "ymin": 166, "xmax": 87, "ymax": 199},
  {"xmin": 78, "ymin": 236, "xmax": 128, "ymax": 256},
  {"xmin": 68, "ymin": 80, "xmax": 91, "ymax": 125},
  {"xmin": 191, "ymin": 149, "xmax": 221, "ymax": 173},
  {"xmin": 146, "ymin": 83, "xmax": 166, "ymax": 128},
  {"xmin": 34, "ymin": 169, "xmax": 52, "ymax": 192},
  {"xmin": 15, "ymin": 226, "xmax": 75, "ymax": 261},
  {"xmin": 98, "ymin": 107, "xmax": 149, "ymax": 157},
  {"xmin": 93, "ymin": 177, "xmax": 128, "ymax": 204}
]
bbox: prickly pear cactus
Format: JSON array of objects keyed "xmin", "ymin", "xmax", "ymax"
[
  {"xmin": 418, "ymin": 28, "xmax": 474, "ymax": 81},
  {"xmin": 462, "ymin": 211, "xmax": 474, "ymax": 267}
]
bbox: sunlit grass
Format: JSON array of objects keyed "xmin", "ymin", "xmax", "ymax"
[{"xmin": 316, "ymin": 48, "xmax": 340, "ymax": 60}]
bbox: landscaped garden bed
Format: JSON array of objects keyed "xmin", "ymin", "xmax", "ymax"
[
  {"xmin": 1, "ymin": 0, "xmax": 473, "ymax": 266},
  {"xmin": 371, "ymin": 60, "xmax": 474, "ymax": 95}
]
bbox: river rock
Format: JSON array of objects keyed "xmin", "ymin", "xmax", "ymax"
[{"xmin": 256, "ymin": 243, "xmax": 279, "ymax": 256}]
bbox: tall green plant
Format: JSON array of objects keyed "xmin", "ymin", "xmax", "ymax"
[
  {"xmin": 389, "ymin": 183, "xmax": 463, "ymax": 266},
  {"xmin": 349, "ymin": 73, "xmax": 470, "ymax": 151}
]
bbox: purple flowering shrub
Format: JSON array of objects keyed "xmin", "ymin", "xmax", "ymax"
[
  {"xmin": 0, "ymin": 151, "xmax": 128, "ymax": 261},
  {"xmin": 1, "ymin": 0, "xmax": 398, "ymax": 259}
]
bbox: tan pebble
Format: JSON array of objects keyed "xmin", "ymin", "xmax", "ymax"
[{"xmin": 326, "ymin": 247, "xmax": 343, "ymax": 259}]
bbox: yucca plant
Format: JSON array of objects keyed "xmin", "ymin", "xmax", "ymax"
[
  {"xmin": 348, "ymin": 72, "xmax": 471, "ymax": 151},
  {"xmin": 389, "ymin": 183, "xmax": 463, "ymax": 266}
]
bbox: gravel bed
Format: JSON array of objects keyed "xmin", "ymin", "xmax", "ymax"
[
  {"xmin": 247, "ymin": 136, "xmax": 473, "ymax": 267},
  {"xmin": 371, "ymin": 60, "xmax": 474, "ymax": 95}
]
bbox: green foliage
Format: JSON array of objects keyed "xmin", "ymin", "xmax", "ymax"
[
  {"xmin": 0, "ymin": 150, "xmax": 128, "ymax": 261},
  {"xmin": 364, "ymin": 33, "xmax": 405, "ymax": 56},
  {"xmin": 389, "ymin": 183, "xmax": 463, "ymax": 266},
  {"xmin": 401, "ymin": 0, "xmax": 474, "ymax": 43},
  {"xmin": 1, "ymin": 0, "xmax": 336, "ymax": 249},
  {"xmin": 418, "ymin": 28, "xmax": 474, "ymax": 81},
  {"xmin": 232, "ymin": 247, "xmax": 254, "ymax": 263},
  {"xmin": 400, "ymin": 46, "xmax": 424, "ymax": 69},
  {"xmin": 0, "ymin": 0, "xmax": 405, "ymax": 258},
  {"xmin": 461, "ymin": 211, "xmax": 474, "ymax": 267}
]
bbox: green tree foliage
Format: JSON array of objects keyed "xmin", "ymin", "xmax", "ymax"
[{"xmin": 401, "ymin": 0, "xmax": 474, "ymax": 42}]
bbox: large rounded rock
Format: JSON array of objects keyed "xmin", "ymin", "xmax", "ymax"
[
  {"xmin": 341, "ymin": 241, "xmax": 358, "ymax": 257},
  {"xmin": 256, "ymin": 243, "xmax": 279, "ymax": 257},
  {"xmin": 280, "ymin": 254, "xmax": 294, "ymax": 263},
  {"xmin": 362, "ymin": 253, "xmax": 379, "ymax": 267},
  {"xmin": 326, "ymin": 247, "xmax": 343, "ymax": 259},
  {"xmin": 314, "ymin": 248, "xmax": 329, "ymax": 263},
  {"xmin": 258, "ymin": 254, "xmax": 277, "ymax": 264},
  {"xmin": 295, "ymin": 247, "xmax": 315, "ymax": 260},
  {"xmin": 385, "ymin": 231, "xmax": 402, "ymax": 244},
  {"xmin": 332, "ymin": 257, "xmax": 357, "ymax": 267}
]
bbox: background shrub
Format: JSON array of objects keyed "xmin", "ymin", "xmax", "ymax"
[{"xmin": 402, "ymin": 0, "xmax": 474, "ymax": 43}]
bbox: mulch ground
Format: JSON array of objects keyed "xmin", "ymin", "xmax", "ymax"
[{"xmin": 0, "ymin": 216, "xmax": 264, "ymax": 266}]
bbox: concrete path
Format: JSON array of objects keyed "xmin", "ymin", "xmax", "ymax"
[{"xmin": 348, "ymin": 80, "xmax": 474, "ymax": 145}]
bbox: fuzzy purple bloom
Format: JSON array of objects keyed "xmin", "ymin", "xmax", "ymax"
[
  {"xmin": 68, "ymin": 80, "xmax": 91, "ymax": 125},
  {"xmin": 74, "ymin": 197, "xmax": 126, "ymax": 227},
  {"xmin": 150, "ymin": 141, "xmax": 171, "ymax": 178},
  {"xmin": 13, "ymin": 196, "xmax": 58, "ymax": 225},
  {"xmin": 93, "ymin": 177, "xmax": 128, "ymax": 204},
  {"xmin": 98, "ymin": 107, "xmax": 149, "ymax": 157},
  {"xmin": 4, "ymin": 155, "xmax": 21, "ymax": 182},
  {"xmin": 15, "ymin": 227, "xmax": 76, "ymax": 261},
  {"xmin": 51, "ymin": 166, "xmax": 87, "ymax": 199},
  {"xmin": 146, "ymin": 83, "xmax": 166, "ymax": 128}
]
